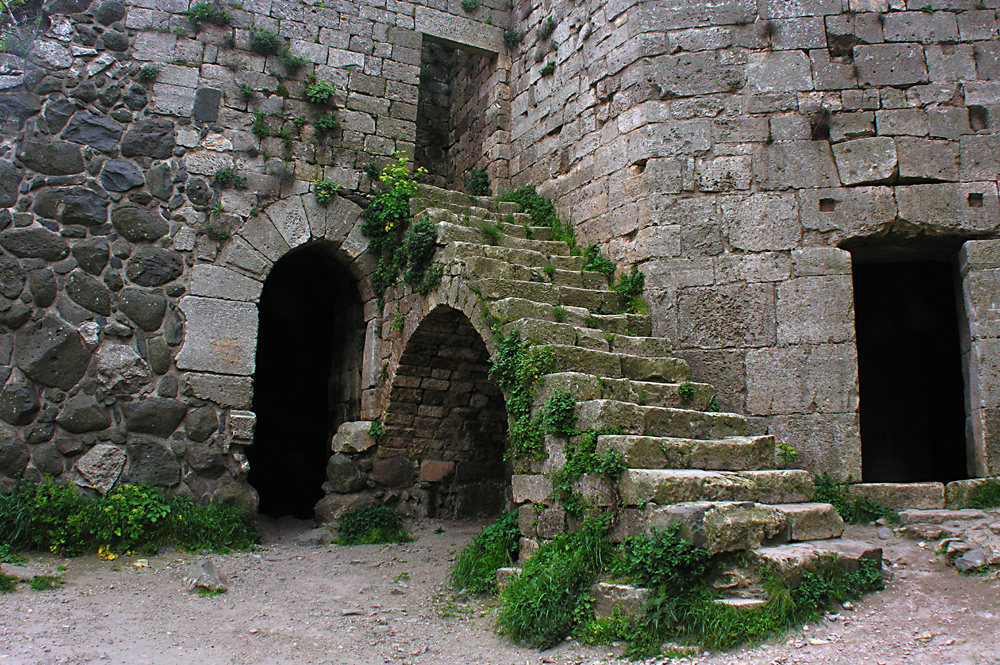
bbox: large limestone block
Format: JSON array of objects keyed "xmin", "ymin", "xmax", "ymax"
[
  {"xmin": 846, "ymin": 482, "xmax": 945, "ymax": 510},
  {"xmin": 74, "ymin": 443, "xmax": 126, "ymax": 494},
  {"xmin": 776, "ymin": 276, "xmax": 856, "ymax": 345},
  {"xmin": 175, "ymin": 296, "xmax": 257, "ymax": 376},
  {"xmin": 746, "ymin": 343, "xmax": 857, "ymax": 416},
  {"xmin": 721, "ymin": 192, "xmax": 800, "ymax": 251},
  {"xmin": 184, "ymin": 373, "xmax": 253, "ymax": 409},
  {"xmin": 189, "ymin": 265, "xmax": 262, "ymax": 302},
  {"xmin": 798, "ymin": 186, "xmax": 897, "ymax": 236},
  {"xmin": 854, "ymin": 43, "xmax": 928, "ymax": 86},
  {"xmin": 747, "ymin": 51, "xmax": 813, "ymax": 93},
  {"xmin": 768, "ymin": 413, "xmax": 861, "ymax": 479},
  {"xmin": 646, "ymin": 501, "xmax": 788, "ymax": 553},
  {"xmin": 414, "ymin": 5, "xmax": 503, "ymax": 54},
  {"xmin": 896, "ymin": 182, "xmax": 1000, "ymax": 234},
  {"xmin": 751, "ymin": 539, "xmax": 882, "ymax": 585},
  {"xmin": 755, "ymin": 141, "xmax": 840, "ymax": 190},
  {"xmin": 263, "ymin": 196, "xmax": 311, "ymax": 250},
  {"xmin": 832, "ymin": 137, "xmax": 898, "ymax": 185},
  {"xmin": 773, "ymin": 503, "xmax": 845, "ymax": 541}
]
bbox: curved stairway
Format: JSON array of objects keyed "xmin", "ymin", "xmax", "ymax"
[{"xmin": 411, "ymin": 184, "xmax": 882, "ymax": 603}]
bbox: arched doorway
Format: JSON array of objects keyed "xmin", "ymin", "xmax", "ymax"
[
  {"xmin": 247, "ymin": 243, "xmax": 364, "ymax": 518},
  {"xmin": 382, "ymin": 305, "xmax": 509, "ymax": 517}
]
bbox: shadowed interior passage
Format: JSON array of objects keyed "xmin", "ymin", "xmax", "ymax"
[{"xmin": 248, "ymin": 245, "xmax": 364, "ymax": 518}]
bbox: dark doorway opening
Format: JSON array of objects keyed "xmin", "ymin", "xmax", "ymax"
[
  {"xmin": 381, "ymin": 305, "xmax": 509, "ymax": 518},
  {"xmin": 248, "ymin": 244, "xmax": 364, "ymax": 518},
  {"xmin": 853, "ymin": 259, "xmax": 968, "ymax": 483}
]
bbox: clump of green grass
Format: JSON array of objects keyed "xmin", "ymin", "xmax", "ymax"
[
  {"xmin": 451, "ymin": 510, "xmax": 519, "ymax": 595},
  {"xmin": 583, "ymin": 244, "xmax": 616, "ymax": 285},
  {"xmin": 337, "ymin": 506, "xmax": 411, "ymax": 546},
  {"xmin": 136, "ymin": 64, "xmax": 160, "ymax": 84},
  {"xmin": 0, "ymin": 543, "xmax": 26, "ymax": 565},
  {"xmin": 962, "ymin": 479, "xmax": 1000, "ymax": 509},
  {"xmin": 497, "ymin": 516, "xmax": 612, "ymax": 648},
  {"xmin": 614, "ymin": 264, "xmax": 646, "ymax": 314},
  {"xmin": 184, "ymin": 2, "xmax": 232, "ymax": 29},
  {"xmin": 813, "ymin": 474, "xmax": 898, "ymax": 524},
  {"xmin": 0, "ymin": 572, "xmax": 17, "ymax": 593},
  {"xmin": 249, "ymin": 26, "xmax": 283, "ymax": 56},
  {"xmin": 498, "ymin": 185, "xmax": 575, "ymax": 245},
  {"xmin": 479, "ymin": 220, "xmax": 504, "ymax": 245},
  {"xmin": 465, "ymin": 167, "xmax": 491, "ymax": 196},
  {"xmin": 29, "ymin": 575, "xmax": 64, "ymax": 591}
]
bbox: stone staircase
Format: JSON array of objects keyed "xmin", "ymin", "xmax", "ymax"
[{"xmin": 411, "ymin": 184, "xmax": 882, "ymax": 606}]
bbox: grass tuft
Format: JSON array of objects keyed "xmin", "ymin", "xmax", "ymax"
[
  {"xmin": 337, "ymin": 506, "xmax": 411, "ymax": 546},
  {"xmin": 450, "ymin": 510, "xmax": 519, "ymax": 595}
]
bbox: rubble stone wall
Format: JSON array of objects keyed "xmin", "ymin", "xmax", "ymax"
[{"xmin": 505, "ymin": 0, "xmax": 1000, "ymax": 478}]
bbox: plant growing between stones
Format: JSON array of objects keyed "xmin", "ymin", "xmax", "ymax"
[
  {"xmin": 488, "ymin": 330, "xmax": 554, "ymax": 460},
  {"xmin": 583, "ymin": 244, "xmax": 616, "ymax": 285},
  {"xmin": 251, "ymin": 111, "xmax": 269, "ymax": 138},
  {"xmin": 204, "ymin": 222, "xmax": 230, "ymax": 241},
  {"xmin": 540, "ymin": 61, "xmax": 556, "ymax": 77},
  {"xmin": 460, "ymin": 0, "xmax": 479, "ymax": 11},
  {"xmin": 498, "ymin": 185, "xmax": 575, "ymax": 246},
  {"xmin": 465, "ymin": 167, "xmax": 491, "ymax": 196},
  {"xmin": 368, "ymin": 418, "xmax": 385, "ymax": 439},
  {"xmin": 213, "ymin": 167, "xmax": 247, "ymax": 190},
  {"xmin": 813, "ymin": 474, "xmax": 897, "ymax": 524},
  {"xmin": 776, "ymin": 442, "xmax": 799, "ymax": 468},
  {"xmin": 136, "ymin": 64, "xmax": 160, "ymax": 83},
  {"xmin": 504, "ymin": 30, "xmax": 521, "ymax": 48},
  {"xmin": 540, "ymin": 390, "xmax": 577, "ymax": 437},
  {"xmin": 305, "ymin": 79, "xmax": 337, "ymax": 105},
  {"xmin": 402, "ymin": 219, "xmax": 442, "ymax": 296},
  {"xmin": 313, "ymin": 179, "xmax": 339, "ymax": 205},
  {"xmin": 313, "ymin": 113, "xmax": 340, "ymax": 135},
  {"xmin": 479, "ymin": 220, "xmax": 504, "ymax": 245},
  {"xmin": 677, "ymin": 381, "xmax": 696, "ymax": 402},
  {"xmin": 183, "ymin": 2, "xmax": 232, "ymax": 29},
  {"xmin": 539, "ymin": 16, "xmax": 556, "ymax": 38},
  {"xmin": 249, "ymin": 26, "xmax": 283, "ymax": 56},
  {"xmin": 553, "ymin": 306, "xmax": 567, "ymax": 323},
  {"xmin": 961, "ymin": 479, "xmax": 1000, "ymax": 509},
  {"xmin": 282, "ymin": 49, "xmax": 308, "ymax": 74},
  {"xmin": 614, "ymin": 264, "xmax": 646, "ymax": 314},
  {"xmin": 239, "ymin": 82, "xmax": 254, "ymax": 101},
  {"xmin": 705, "ymin": 396, "xmax": 721, "ymax": 412}
]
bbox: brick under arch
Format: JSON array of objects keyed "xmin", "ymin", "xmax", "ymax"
[{"xmin": 380, "ymin": 304, "xmax": 508, "ymax": 518}]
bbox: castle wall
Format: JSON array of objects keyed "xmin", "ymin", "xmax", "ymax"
[{"xmin": 506, "ymin": 0, "xmax": 1000, "ymax": 478}]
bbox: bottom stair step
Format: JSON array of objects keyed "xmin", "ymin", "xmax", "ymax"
[
  {"xmin": 618, "ymin": 469, "xmax": 814, "ymax": 506},
  {"xmin": 750, "ymin": 539, "xmax": 883, "ymax": 586},
  {"xmin": 613, "ymin": 501, "xmax": 844, "ymax": 553}
]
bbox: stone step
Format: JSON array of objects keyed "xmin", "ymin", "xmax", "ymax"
[
  {"xmin": 845, "ymin": 482, "xmax": 945, "ymax": 511},
  {"xmin": 437, "ymin": 221, "xmax": 571, "ymax": 256},
  {"xmin": 439, "ymin": 242, "xmax": 587, "ymax": 271},
  {"xmin": 488, "ymin": 298, "xmax": 651, "ymax": 336},
  {"xmin": 945, "ymin": 477, "xmax": 1000, "ymax": 510},
  {"xmin": 416, "ymin": 205, "xmax": 547, "ymax": 238},
  {"xmin": 507, "ymin": 320, "xmax": 671, "ymax": 357},
  {"xmin": 614, "ymin": 501, "xmax": 843, "ymax": 551},
  {"xmin": 534, "ymin": 372, "xmax": 711, "ymax": 412},
  {"xmin": 574, "ymin": 399, "xmax": 744, "ymax": 440},
  {"xmin": 596, "ymin": 434, "xmax": 776, "ymax": 471},
  {"xmin": 469, "ymin": 277, "xmax": 621, "ymax": 312},
  {"xmin": 714, "ymin": 597, "xmax": 767, "ymax": 610},
  {"xmin": 749, "ymin": 539, "xmax": 883, "ymax": 586},
  {"xmin": 462, "ymin": 256, "xmax": 608, "ymax": 290},
  {"xmin": 546, "ymin": 345, "xmax": 688, "ymax": 383},
  {"xmin": 618, "ymin": 469, "xmax": 813, "ymax": 506}
]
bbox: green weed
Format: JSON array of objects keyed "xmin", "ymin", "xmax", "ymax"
[
  {"xmin": 198, "ymin": 587, "xmax": 226, "ymax": 597},
  {"xmin": 249, "ymin": 26, "xmax": 282, "ymax": 56},
  {"xmin": 305, "ymin": 79, "xmax": 337, "ymax": 105},
  {"xmin": 451, "ymin": 510, "xmax": 519, "ymax": 595},
  {"xmin": 183, "ymin": 2, "xmax": 232, "ymax": 28},
  {"xmin": 583, "ymin": 245, "xmax": 616, "ymax": 285},
  {"xmin": 29, "ymin": 575, "xmax": 63, "ymax": 591},
  {"xmin": 479, "ymin": 220, "xmax": 504, "ymax": 245},
  {"xmin": 337, "ymin": 506, "xmax": 411, "ymax": 546},
  {"xmin": 677, "ymin": 381, "xmax": 696, "ymax": 402},
  {"xmin": 213, "ymin": 167, "xmax": 247, "ymax": 190},
  {"xmin": 314, "ymin": 179, "xmax": 340, "ymax": 205},
  {"xmin": 488, "ymin": 330, "xmax": 554, "ymax": 460},
  {"xmin": 614, "ymin": 264, "xmax": 646, "ymax": 314},
  {"xmin": 0, "ymin": 572, "xmax": 16, "ymax": 593},
  {"xmin": 465, "ymin": 167, "xmax": 491, "ymax": 196},
  {"xmin": 368, "ymin": 418, "xmax": 385, "ymax": 439},
  {"xmin": 251, "ymin": 112, "xmax": 269, "ymax": 138},
  {"xmin": 136, "ymin": 64, "xmax": 160, "ymax": 83},
  {"xmin": 540, "ymin": 390, "xmax": 577, "ymax": 437},
  {"xmin": 813, "ymin": 474, "xmax": 897, "ymax": 524},
  {"xmin": 962, "ymin": 479, "xmax": 1000, "ymax": 509},
  {"xmin": 0, "ymin": 543, "xmax": 26, "ymax": 565}
]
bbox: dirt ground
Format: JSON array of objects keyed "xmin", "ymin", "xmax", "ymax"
[{"xmin": 1, "ymin": 520, "xmax": 998, "ymax": 665}]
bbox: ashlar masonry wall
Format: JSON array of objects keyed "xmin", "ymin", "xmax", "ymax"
[{"xmin": 506, "ymin": 0, "xmax": 1000, "ymax": 479}]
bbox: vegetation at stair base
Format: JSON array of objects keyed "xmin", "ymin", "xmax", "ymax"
[
  {"xmin": 336, "ymin": 505, "xmax": 412, "ymax": 546},
  {"xmin": 0, "ymin": 479, "xmax": 257, "ymax": 557},
  {"xmin": 361, "ymin": 153, "xmax": 443, "ymax": 309},
  {"xmin": 452, "ymin": 515, "xmax": 883, "ymax": 657},
  {"xmin": 962, "ymin": 478, "xmax": 1000, "ymax": 510},
  {"xmin": 813, "ymin": 474, "xmax": 899, "ymax": 525}
]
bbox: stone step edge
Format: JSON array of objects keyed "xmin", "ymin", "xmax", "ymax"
[{"xmin": 596, "ymin": 434, "xmax": 777, "ymax": 471}]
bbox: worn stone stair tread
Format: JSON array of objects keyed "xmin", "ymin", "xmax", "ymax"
[
  {"xmin": 845, "ymin": 482, "xmax": 945, "ymax": 511},
  {"xmin": 618, "ymin": 469, "xmax": 813, "ymax": 506},
  {"xmin": 596, "ymin": 434, "xmax": 776, "ymax": 471},
  {"xmin": 575, "ymin": 399, "xmax": 746, "ymax": 440},
  {"xmin": 637, "ymin": 500, "xmax": 788, "ymax": 554},
  {"xmin": 440, "ymin": 242, "xmax": 586, "ymax": 271},
  {"xmin": 535, "ymin": 372, "xmax": 712, "ymax": 412},
  {"xmin": 469, "ymin": 277, "xmax": 621, "ymax": 311},
  {"xmin": 769, "ymin": 503, "xmax": 845, "ymax": 541},
  {"xmin": 592, "ymin": 581, "xmax": 651, "ymax": 619},
  {"xmin": 546, "ymin": 344, "xmax": 689, "ymax": 383},
  {"xmin": 436, "ymin": 221, "xmax": 571, "ymax": 256},
  {"xmin": 897, "ymin": 508, "xmax": 990, "ymax": 525},
  {"xmin": 750, "ymin": 539, "xmax": 883, "ymax": 584},
  {"xmin": 463, "ymin": 257, "xmax": 609, "ymax": 290}
]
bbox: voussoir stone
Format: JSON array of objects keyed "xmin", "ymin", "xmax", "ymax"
[
  {"xmin": 112, "ymin": 205, "xmax": 170, "ymax": 242},
  {"xmin": 14, "ymin": 315, "xmax": 91, "ymax": 390},
  {"xmin": 0, "ymin": 227, "xmax": 70, "ymax": 261},
  {"xmin": 122, "ymin": 398, "xmax": 187, "ymax": 437},
  {"xmin": 126, "ymin": 247, "xmax": 184, "ymax": 286}
]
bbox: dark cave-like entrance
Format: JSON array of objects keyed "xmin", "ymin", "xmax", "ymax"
[
  {"xmin": 248, "ymin": 244, "xmax": 364, "ymax": 518},
  {"xmin": 381, "ymin": 305, "xmax": 509, "ymax": 518},
  {"xmin": 852, "ymin": 254, "xmax": 969, "ymax": 484}
]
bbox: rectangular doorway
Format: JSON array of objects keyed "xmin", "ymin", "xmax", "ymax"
[{"xmin": 853, "ymin": 259, "xmax": 969, "ymax": 483}]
